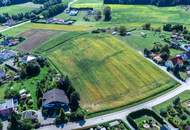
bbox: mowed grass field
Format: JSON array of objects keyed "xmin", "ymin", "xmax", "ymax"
[
  {"xmin": 46, "ymin": 33, "xmax": 179, "ymax": 113},
  {"xmin": 0, "ymin": 2, "xmax": 39, "ymax": 15},
  {"xmin": 72, "ymin": 1, "xmax": 190, "ymax": 28}
]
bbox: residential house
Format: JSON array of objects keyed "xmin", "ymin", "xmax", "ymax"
[
  {"xmin": 21, "ymin": 55, "xmax": 36, "ymax": 64},
  {"xmin": 22, "ymin": 110, "xmax": 38, "ymax": 121},
  {"xmin": 0, "ymin": 70, "xmax": 6, "ymax": 80},
  {"xmin": 0, "ymin": 50, "xmax": 16, "ymax": 63},
  {"xmin": 42, "ymin": 88, "xmax": 69, "ymax": 111},
  {"xmin": 160, "ymin": 124, "xmax": 171, "ymax": 130},
  {"xmin": 171, "ymin": 55, "xmax": 183, "ymax": 67},
  {"xmin": 0, "ymin": 99, "xmax": 18, "ymax": 117}
]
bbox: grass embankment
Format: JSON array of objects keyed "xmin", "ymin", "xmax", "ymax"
[{"xmin": 43, "ymin": 33, "xmax": 179, "ymax": 113}]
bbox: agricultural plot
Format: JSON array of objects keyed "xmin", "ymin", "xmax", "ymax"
[
  {"xmin": 18, "ymin": 29, "xmax": 58, "ymax": 51},
  {"xmin": 46, "ymin": 33, "xmax": 179, "ymax": 113},
  {"xmin": 2, "ymin": 23, "xmax": 92, "ymax": 36},
  {"xmin": 0, "ymin": 2, "xmax": 39, "ymax": 15}
]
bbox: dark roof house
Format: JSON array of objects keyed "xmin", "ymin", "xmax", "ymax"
[
  {"xmin": 0, "ymin": 70, "xmax": 5, "ymax": 80},
  {"xmin": 42, "ymin": 88, "xmax": 69, "ymax": 111}
]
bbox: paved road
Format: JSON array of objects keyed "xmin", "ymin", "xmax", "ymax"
[
  {"xmin": 37, "ymin": 57, "xmax": 189, "ymax": 130},
  {"xmin": 0, "ymin": 21, "xmax": 30, "ymax": 33}
]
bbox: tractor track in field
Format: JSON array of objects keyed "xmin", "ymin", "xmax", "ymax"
[{"xmin": 35, "ymin": 32, "xmax": 88, "ymax": 53}]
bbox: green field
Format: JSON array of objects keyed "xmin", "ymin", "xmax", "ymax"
[
  {"xmin": 72, "ymin": 2, "xmax": 190, "ymax": 28},
  {"xmin": 43, "ymin": 33, "xmax": 178, "ymax": 113},
  {"xmin": 0, "ymin": 2, "xmax": 39, "ymax": 15}
]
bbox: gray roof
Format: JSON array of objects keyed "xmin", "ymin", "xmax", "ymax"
[
  {"xmin": 0, "ymin": 99, "xmax": 14, "ymax": 111},
  {"xmin": 0, "ymin": 70, "xmax": 5, "ymax": 79},
  {"xmin": 42, "ymin": 88, "xmax": 69, "ymax": 106}
]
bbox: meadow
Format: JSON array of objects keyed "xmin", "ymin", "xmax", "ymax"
[
  {"xmin": 0, "ymin": 2, "xmax": 39, "ymax": 15},
  {"xmin": 72, "ymin": 1, "xmax": 190, "ymax": 29},
  {"xmin": 45, "ymin": 33, "xmax": 178, "ymax": 113}
]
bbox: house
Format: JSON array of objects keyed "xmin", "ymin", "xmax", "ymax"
[
  {"xmin": 0, "ymin": 99, "xmax": 18, "ymax": 117},
  {"xmin": 160, "ymin": 125, "xmax": 171, "ymax": 130},
  {"xmin": 0, "ymin": 50, "xmax": 16, "ymax": 63},
  {"xmin": 153, "ymin": 55, "xmax": 163, "ymax": 63},
  {"xmin": 171, "ymin": 55, "xmax": 183, "ymax": 66},
  {"xmin": 42, "ymin": 88, "xmax": 69, "ymax": 111},
  {"xmin": 22, "ymin": 110, "xmax": 38, "ymax": 120},
  {"xmin": 165, "ymin": 60, "xmax": 174, "ymax": 69},
  {"xmin": 21, "ymin": 55, "xmax": 36, "ymax": 64},
  {"xmin": 0, "ymin": 70, "xmax": 6, "ymax": 80}
]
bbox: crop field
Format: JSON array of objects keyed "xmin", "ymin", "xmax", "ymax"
[
  {"xmin": 0, "ymin": 2, "xmax": 39, "ymax": 15},
  {"xmin": 46, "ymin": 33, "xmax": 179, "ymax": 113},
  {"xmin": 2, "ymin": 23, "xmax": 93, "ymax": 36},
  {"xmin": 18, "ymin": 29, "xmax": 58, "ymax": 51}
]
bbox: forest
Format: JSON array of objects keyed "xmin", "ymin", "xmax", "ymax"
[{"xmin": 104, "ymin": 0, "xmax": 190, "ymax": 6}]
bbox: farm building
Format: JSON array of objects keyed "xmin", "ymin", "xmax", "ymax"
[
  {"xmin": 0, "ymin": 50, "xmax": 16, "ymax": 63},
  {"xmin": 0, "ymin": 99, "xmax": 18, "ymax": 117},
  {"xmin": 42, "ymin": 88, "xmax": 69, "ymax": 111}
]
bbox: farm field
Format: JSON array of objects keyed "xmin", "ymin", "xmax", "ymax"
[
  {"xmin": 0, "ymin": 2, "xmax": 39, "ymax": 15},
  {"xmin": 18, "ymin": 29, "xmax": 58, "ymax": 52},
  {"xmin": 72, "ymin": 2, "xmax": 190, "ymax": 29},
  {"xmin": 45, "ymin": 33, "xmax": 179, "ymax": 113},
  {"xmin": 2, "ymin": 22, "xmax": 93, "ymax": 36}
]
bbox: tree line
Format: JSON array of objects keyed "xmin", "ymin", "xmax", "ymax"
[
  {"xmin": 0, "ymin": 0, "xmax": 66, "ymax": 24},
  {"xmin": 104, "ymin": 0, "xmax": 190, "ymax": 6},
  {"xmin": 0, "ymin": 0, "xmax": 61, "ymax": 6}
]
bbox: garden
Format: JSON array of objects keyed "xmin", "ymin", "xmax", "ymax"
[{"xmin": 154, "ymin": 90, "xmax": 190, "ymax": 130}]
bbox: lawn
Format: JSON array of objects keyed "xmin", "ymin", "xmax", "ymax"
[
  {"xmin": 1, "ymin": 67, "xmax": 49, "ymax": 110},
  {"xmin": 45, "ymin": 33, "xmax": 179, "ymax": 113},
  {"xmin": 0, "ymin": 2, "xmax": 39, "ymax": 15}
]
